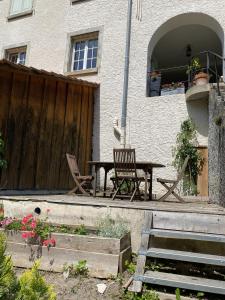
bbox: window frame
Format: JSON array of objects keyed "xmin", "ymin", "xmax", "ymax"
[
  {"xmin": 8, "ymin": 0, "xmax": 33, "ymax": 20},
  {"xmin": 5, "ymin": 46, "xmax": 27, "ymax": 65},
  {"xmin": 64, "ymin": 28, "xmax": 103, "ymax": 76},
  {"xmin": 71, "ymin": 35, "xmax": 98, "ymax": 72}
]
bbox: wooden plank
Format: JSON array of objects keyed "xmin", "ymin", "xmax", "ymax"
[
  {"xmin": 144, "ymin": 229, "xmax": 225, "ymax": 243},
  {"xmin": 0, "ymin": 69, "xmax": 13, "ymax": 188},
  {"xmin": 85, "ymin": 87, "xmax": 94, "ymax": 174},
  {"xmin": 129, "ymin": 211, "xmax": 152, "ymax": 293},
  {"xmin": 144, "ymin": 247, "xmax": 225, "ymax": 266},
  {"xmin": 58, "ymin": 83, "xmax": 74, "ymax": 189},
  {"xmin": 35, "ymin": 79, "xmax": 57, "ymax": 189},
  {"xmin": 18, "ymin": 75, "xmax": 44, "ymax": 189},
  {"xmin": 74, "ymin": 85, "xmax": 82, "ymax": 172},
  {"xmin": 48, "ymin": 81, "xmax": 67, "ymax": 189},
  {"xmin": 1, "ymin": 229, "xmax": 127, "ymax": 254},
  {"xmin": 153, "ymin": 211, "xmax": 225, "ymax": 235},
  {"xmin": 137, "ymin": 271, "xmax": 225, "ymax": 295},
  {"xmin": 78, "ymin": 86, "xmax": 89, "ymax": 175},
  {"xmin": 7, "ymin": 242, "xmax": 119, "ymax": 278},
  {"xmin": 6, "ymin": 72, "xmax": 29, "ymax": 189}
]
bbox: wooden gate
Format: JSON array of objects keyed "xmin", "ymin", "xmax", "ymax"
[{"xmin": 0, "ymin": 60, "xmax": 97, "ymax": 190}]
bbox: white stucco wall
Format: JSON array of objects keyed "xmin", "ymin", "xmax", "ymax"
[{"xmin": 0, "ymin": 0, "xmax": 224, "ymax": 193}]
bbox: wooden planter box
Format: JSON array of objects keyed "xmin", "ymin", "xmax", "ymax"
[{"xmin": 1, "ymin": 229, "xmax": 131, "ymax": 278}]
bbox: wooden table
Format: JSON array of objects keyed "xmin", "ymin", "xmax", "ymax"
[{"xmin": 88, "ymin": 161, "xmax": 165, "ymax": 201}]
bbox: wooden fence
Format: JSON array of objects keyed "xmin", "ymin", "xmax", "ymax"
[{"xmin": 0, "ymin": 60, "xmax": 97, "ymax": 190}]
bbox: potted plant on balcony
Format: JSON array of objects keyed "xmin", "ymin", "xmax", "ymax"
[{"xmin": 187, "ymin": 57, "xmax": 209, "ymax": 86}]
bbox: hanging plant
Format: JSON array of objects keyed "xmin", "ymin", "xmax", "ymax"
[
  {"xmin": 0, "ymin": 132, "xmax": 7, "ymax": 169},
  {"xmin": 172, "ymin": 119, "xmax": 203, "ymax": 195}
]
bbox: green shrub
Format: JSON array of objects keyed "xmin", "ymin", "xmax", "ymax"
[
  {"xmin": 16, "ymin": 261, "xmax": 56, "ymax": 300},
  {"xmin": 97, "ymin": 215, "xmax": 129, "ymax": 238},
  {"xmin": 0, "ymin": 232, "xmax": 18, "ymax": 300}
]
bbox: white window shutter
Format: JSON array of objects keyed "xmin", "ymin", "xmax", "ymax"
[
  {"xmin": 10, "ymin": 0, "xmax": 23, "ymax": 15},
  {"xmin": 22, "ymin": 0, "xmax": 32, "ymax": 11}
]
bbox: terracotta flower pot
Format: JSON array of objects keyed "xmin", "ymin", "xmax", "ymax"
[{"xmin": 194, "ymin": 72, "xmax": 209, "ymax": 86}]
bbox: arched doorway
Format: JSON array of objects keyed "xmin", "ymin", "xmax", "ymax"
[{"xmin": 147, "ymin": 13, "xmax": 224, "ymax": 97}]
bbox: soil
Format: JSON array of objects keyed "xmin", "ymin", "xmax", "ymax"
[{"xmin": 15, "ymin": 268, "xmax": 130, "ymax": 300}]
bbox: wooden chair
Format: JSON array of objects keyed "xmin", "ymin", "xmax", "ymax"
[
  {"xmin": 66, "ymin": 153, "xmax": 93, "ymax": 196},
  {"xmin": 157, "ymin": 155, "xmax": 190, "ymax": 202},
  {"xmin": 112, "ymin": 148, "xmax": 144, "ymax": 202}
]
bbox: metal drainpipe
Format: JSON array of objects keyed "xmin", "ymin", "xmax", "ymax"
[{"xmin": 121, "ymin": 0, "xmax": 133, "ymax": 148}]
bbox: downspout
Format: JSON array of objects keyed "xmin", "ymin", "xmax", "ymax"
[{"xmin": 120, "ymin": 0, "xmax": 133, "ymax": 148}]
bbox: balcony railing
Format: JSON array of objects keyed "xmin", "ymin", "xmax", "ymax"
[{"xmin": 148, "ymin": 51, "xmax": 224, "ymax": 97}]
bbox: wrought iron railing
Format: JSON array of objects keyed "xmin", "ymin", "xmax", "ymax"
[{"xmin": 148, "ymin": 50, "xmax": 224, "ymax": 97}]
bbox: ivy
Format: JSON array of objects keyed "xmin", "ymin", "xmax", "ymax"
[{"xmin": 172, "ymin": 119, "xmax": 203, "ymax": 195}]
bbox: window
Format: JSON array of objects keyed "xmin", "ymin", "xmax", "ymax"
[
  {"xmin": 6, "ymin": 47, "xmax": 27, "ymax": 65},
  {"xmin": 10, "ymin": 0, "xmax": 33, "ymax": 16},
  {"xmin": 71, "ymin": 34, "xmax": 98, "ymax": 72}
]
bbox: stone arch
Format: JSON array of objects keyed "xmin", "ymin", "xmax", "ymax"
[{"xmin": 147, "ymin": 12, "xmax": 224, "ymax": 96}]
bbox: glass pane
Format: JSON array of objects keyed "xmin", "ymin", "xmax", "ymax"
[
  {"xmin": 78, "ymin": 61, "xmax": 83, "ymax": 70},
  {"xmin": 86, "ymin": 59, "xmax": 92, "ymax": 69},
  {"xmin": 87, "ymin": 48, "xmax": 92, "ymax": 59},
  {"xmin": 92, "ymin": 58, "xmax": 97, "ymax": 68},
  {"xmin": 73, "ymin": 61, "xmax": 78, "ymax": 71},
  {"xmin": 22, "ymin": 0, "xmax": 32, "ymax": 11},
  {"xmin": 93, "ymin": 39, "xmax": 98, "ymax": 47},
  {"xmin": 88, "ymin": 40, "xmax": 94, "ymax": 48},
  {"xmin": 19, "ymin": 52, "xmax": 26, "ymax": 65},
  {"xmin": 74, "ymin": 51, "xmax": 79, "ymax": 61},
  {"xmin": 10, "ymin": 0, "xmax": 23, "ymax": 14},
  {"xmin": 80, "ymin": 41, "xmax": 85, "ymax": 50},
  {"xmin": 93, "ymin": 48, "xmax": 97, "ymax": 58},
  {"xmin": 9, "ymin": 53, "xmax": 18, "ymax": 63},
  {"xmin": 79, "ymin": 50, "xmax": 84, "ymax": 60},
  {"xmin": 75, "ymin": 42, "xmax": 80, "ymax": 51}
]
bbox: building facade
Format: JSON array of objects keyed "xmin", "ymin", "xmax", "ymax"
[{"xmin": 0, "ymin": 0, "xmax": 224, "ymax": 194}]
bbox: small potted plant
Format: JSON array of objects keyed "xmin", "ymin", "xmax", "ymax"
[{"xmin": 187, "ymin": 57, "xmax": 209, "ymax": 86}]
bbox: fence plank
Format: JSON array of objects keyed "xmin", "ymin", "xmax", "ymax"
[{"xmin": 0, "ymin": 64, "xmax": 95, "ymax": 190}]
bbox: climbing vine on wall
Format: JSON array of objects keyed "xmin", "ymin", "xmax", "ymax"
[{"xmin": 172, "ymin": 119, "xmax": 203, "ymax": 195}]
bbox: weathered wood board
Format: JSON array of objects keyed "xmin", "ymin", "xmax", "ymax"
[
  {"xmin": 0, "ymin": 62, "xmax": 96, "ymax": 190},
  {"xmin": 1, "ymin": 229, "xmax": 131, "ymax": 278}
]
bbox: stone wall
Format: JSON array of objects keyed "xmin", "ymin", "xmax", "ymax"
[{"xmin": 208, "ymin": 87, "xmax": 225, "ymax": 206}]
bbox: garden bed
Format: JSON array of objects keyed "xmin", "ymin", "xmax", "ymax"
[{"xmin": 0, "ymin": 215, "xmax": 131, "ymax": 278}]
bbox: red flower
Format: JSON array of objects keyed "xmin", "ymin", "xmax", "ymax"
[
  {"xmin": 21, "ymin": 226, "xmax": 26, "ymax": 231},
  {"xmin": 22, "ymin": 232, "xmax": 28, "ymax": 239}
]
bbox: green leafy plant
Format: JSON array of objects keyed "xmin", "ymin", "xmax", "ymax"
[
  {"xmin": 0, "ymin": 132, "xmax": 7, "ymax": 170},
  {"xmin": 74, "ymin": 224, "xmax": 87, "ymax": 235},
  {"xmin": 186, "ymin": 57, "xmax": 201, "ymax": 75},
  {"xmin": 16, "ymin": 260, "xmax": 56, "ymax": 300},
  {"xmin": 196, "ymin": 291, "xmax": 205, "ymax": 299},
  {"xmin": 0, "ymin": 233, "xmax": 18, "ymax": 300},
  {"xmin": 97, "ymin": 215, "xmax": 129, "ymax": 238},
  {"xmin": 172, "ymin": 118, "xmax": 203, "ymax": 195},
  {"xmin": 175, "ymin": 288, "xmax": 181, "ymax": 300},
  {"xmin": 63, "ymin": 260, "xmax": 89, "ymax": 278},
  {"xmin": 123, "ymin": 290, "xmax": 160, "ymax": 300},
  {"xmin": 125, "ymin": 260, "xmax": 136, "ymax": 274}
]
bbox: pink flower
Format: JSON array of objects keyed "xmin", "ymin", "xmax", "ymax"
[
  {"xmin": 47, "ymin": 209, "xmax": 50, "ymax": 213},
  {"xmin": 31, "ymin": 220, "xmax": 36, "ymax": 229},
  {"xmin": 22, "ymin": 233, "xmax": 28, "ymax": 239}
]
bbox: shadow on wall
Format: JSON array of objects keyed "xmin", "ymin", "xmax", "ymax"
[{"xmin": 186, "ymin": 99, "xmax": 209, "ymax": 145}]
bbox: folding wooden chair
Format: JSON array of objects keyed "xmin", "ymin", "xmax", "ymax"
[
  {"xmin": 157, "ymin": 155, "xmax": 190, "ymax": 202},
  {"xmin": 66, "ymin": 153, "xmax": 93, "ymax": 195},
  {"xmin": 112, "ymin": 148, "xmax": 144, "ymax": 202}
]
